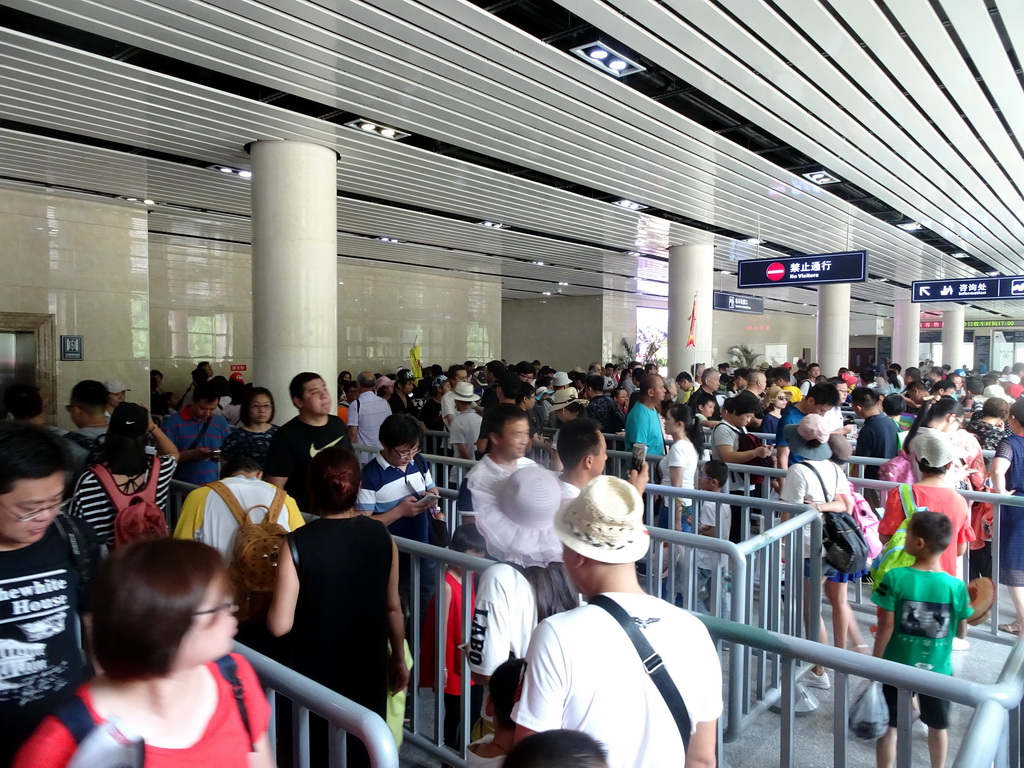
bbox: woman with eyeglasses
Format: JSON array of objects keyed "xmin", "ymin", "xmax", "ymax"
[
  {"xmin": 219, "ymin": 387, "xmax": 278, "ymax": 469},
  {"xmin": 269, "ymin": 445, "xmax": 408, "ymax": 768},
  {"xmin": 15, "ymin": 538, "xmax": 273, "ymax": 768}
]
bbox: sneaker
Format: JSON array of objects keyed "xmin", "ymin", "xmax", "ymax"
[
  {"xmin": 803, "ymin": 669, "xmax": 831, "ymax": 690},
  {"xmin": 952, "ymin": 636, "xmax": 970, "ymax": 651},
  {"xmin": 913, "ymin": 719, "xmax": 929, "ymax": 738}
]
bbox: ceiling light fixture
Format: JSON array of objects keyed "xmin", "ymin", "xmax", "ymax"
[
  {"xmin": 897, "ymin": 221, "xmax": 922, "ymax": 231},
  {"xmin": 143, "ymin": 199, "xmax": 155, "ymax": 205},
  {"xmin": 744, "ymin": 237, "xmax": 763, "ymax": 245},
  {"xmin": 614, "ymin": 199, "xmax": 648, "ymax": 211},
  {"xmin": 558, "ymin": 281, "xmax": 569, "ymax": 286},
  {"xmin": 802, "ymin": 170, "xmax": 841, "ymax": 185},
  {"xmin": 987, "ymin": 270, "xmax": 1000, "ymax": 276},
  {"xmin": 237, "ymin": 170, "xmax": 252, "ymax": 179},
  {"xmin": 219, "ymin": 166, "xmax": 233, "ymax": 174},
  {"xmin": 952, "ymin": 252, "xmax": 969, "ymax": 260},
  {"xmin": 377, "ymin": 236, "xmax": 401, "ymax": 243},
  {"xmin": 344, "ymin": 118, "xmax": 410, "ymax": 140},
  {"xmin": 570, "ymin": 41, "xmax": 645, "ymax": 77},
  {"xmin": 542, "ymin": 291, "xmax": 552, "ymax": 296},
  {"xmin": 531, "ymin": 260, "xmax": 545, "ymax": 266},
  {"xmin": 480, "ymin": 221, "xmax": 508, "ymax": 229}
]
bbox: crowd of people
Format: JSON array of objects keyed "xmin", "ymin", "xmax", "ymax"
[{"xmin": 1, "ymin": 354, "xmax": 1022, "ymax": 768}]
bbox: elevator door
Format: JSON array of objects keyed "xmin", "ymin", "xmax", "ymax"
[{"xmin": 0, "ymin": 332, "xmax": 39, "ymax": 419}]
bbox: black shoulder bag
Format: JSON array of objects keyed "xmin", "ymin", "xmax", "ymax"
[{"xmin": 589, "ymin": 595, "xmax": 692, "ymax": 750}]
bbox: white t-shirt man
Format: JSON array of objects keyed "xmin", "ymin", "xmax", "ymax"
[
  {"xmin": 450, "ymin": 409, "xmax": 483, "ymax": 459},
  {"xmin": 513, "ymin": 592, "xmax": 723, "ymax": 768},
  {"xmin": 348, "ymin": 390, "xmax": 392, "ymax": 448}
]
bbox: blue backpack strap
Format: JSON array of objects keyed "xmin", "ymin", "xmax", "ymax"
[
  {"xmin": 215, "ymin": 654, "xmax": 254, "ymax": 751},
  {"xmin": 54, "ymin": 696, "xmax": 96, "ymax": 745}
]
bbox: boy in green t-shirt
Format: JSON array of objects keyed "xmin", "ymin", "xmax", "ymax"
[{"xmin": 871, "ymin": 510, "xmax": 973, "ymax": 768}]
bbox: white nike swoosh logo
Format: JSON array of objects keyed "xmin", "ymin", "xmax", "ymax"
[{"xmin": 309, "ymin": 436, "xmax": 345, "ymax": 457}]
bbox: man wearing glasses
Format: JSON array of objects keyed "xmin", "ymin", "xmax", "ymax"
[
  {"xmin": 356, "ymin": 414, "xmax": 441, "ymax": 613},
  {"xmin": 0, "ymin": 422, "xmax": 100, "ymax": 766}
]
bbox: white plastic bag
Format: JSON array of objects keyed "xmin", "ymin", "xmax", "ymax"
[{"xmin": 849, "ymin": 680, "xmax": 889, "ymax": 740}]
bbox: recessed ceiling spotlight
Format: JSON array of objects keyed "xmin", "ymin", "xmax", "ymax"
[
  {"xmin": 802, "ymin": 170, "xmax": 841, "ymax": 185},
  {"xmin": 626, "ymin": 251, "xmax": 642, "ymax": 257},
  {"xmin": 987, "ymin": 270, "xmax": 1000, "ymax": 276},
  {"xmin": 344, "ymin": 118, "xmax": 410, "ymax": 140},
  {"xmin": 219, "ymin": 166, "xmax": 233, "ymax": 174},
  {"xmin": 542, "ymin": 291, "xmax": 552, "ymax": 296},
  {"xmin": 237, "ymin": 170, "xmax": 252, "ymax": 179},
  {"xmin": 721, "ymin": 270, "xmax": 732, "ymax": 275},
  {"xmin": 897, "ymin": 221, "xmax": 922, "ymax": 231},
  {"xmin": 124, "ymin": 197, "xmax": 139, "ymax": 202},
  {"xmin": 143, "ymin": 199, "xmax": 155, "ymax": 205},
  {"xmin": 558, "ymin": 281, "xmax": 569, "ymax": 286},
  {"xmin": 952, "ymin": 252, "xmax": 969, "ymax": 259},
  {"xmin": 614, "ymin": 199, "xmax": 648, "ymax": 211},
  {"xmin": 570, "ymin": 41, "xmax": 645, "ymax": 77},
  {"xmin": 377, "ymin": 236, "xmax": 401, "ymax": 243},
  {"xmin": 531, "ymin": 260, "xmax": 545, "ymax": 266},
  {"xmin": 744, "ymin": 238, "xmax": 763, "ymax": 245},
  {"xmin": 480, "ymin": 221, "xmax": 508, "ymax": 229}
]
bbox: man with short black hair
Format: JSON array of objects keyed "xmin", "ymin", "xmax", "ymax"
[
  {"xmin": 161, "ymin": 380, "xmax": 230, "ymax": 485},
  {"xmin": 625, "ymin": 373, "xmax": 666, "ymax": 457},
  {"xmin": 461, "ymin": 404, "xmax": 535, "ymax": 516},
  {"xmin": 775, "ymin": 382, "xmax": 840, "ymax": 470},
  {"xmin": 480, "ymin": 360, "xmax": 506, "ymax": 409},
  {"xmin": 441, "ymin": 365, "xmax": 470, "ymax": 426},
  {"xmin": 557, "ymin": 417, "xmax": 607, "ymax": 497},
  {"xmin": 264, "ymin": 372, "xmax": 352, "ymax": 512},
  {"xmin": 348, "ymin": 369, "xmax": 392, "ymax": 448},
  {"xmin": 476, "ymin": 371, "xmax": 522, "ymax": 455},
  {"xmin": 584, "ymin": 374, "xmax": 625, "ymax": 434},
  {"xmin": 800, "ymin": 363, "xmax": 821, "ymax": 397},
  {"xmin": 850, "ymin": 386, "xmax": 900, "ymax": 508},
  {"xmin": 0, "ymin": 422, "xmax": 100, "ymax": 765},
  {"xmin": 62, "ymin": 380, "xmax": 110, "ymax": 479}
]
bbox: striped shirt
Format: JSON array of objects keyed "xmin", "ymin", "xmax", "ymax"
[
  {"xmin": 68, "ymin": 455, "xmax": 177, "ymax": 547},
  {"xmin": 347, "ymin": 392, "xmax": 391, "ymax": 448},
  {"xmin": 356, "ymin": 453, "xmax": 436, "ymax": 543},
  {"xmin": 161, "ymin": 406, "xmax": 230, "ymax": 484}
]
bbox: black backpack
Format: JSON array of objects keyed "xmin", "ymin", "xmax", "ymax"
[{"xmin": 805, "ymin": 463, "xmax": 870, "ymax": 575}]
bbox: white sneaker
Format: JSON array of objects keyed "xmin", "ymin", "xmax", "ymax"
[
  {"xmin": 803, "ymin": 670, "xmax": 831, "ymax": 690},
  {"xmin": 913, "ymin": 719, "xmax": 929, "ymax": 738},
  {"xmin": 952, "ymin": 636, "xmax": 970, "ymax": 651}
]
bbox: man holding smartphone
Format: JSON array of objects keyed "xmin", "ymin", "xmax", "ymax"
[{"xmin": 161, "ymin": 381, "xmax": 230, "ymax": 485}]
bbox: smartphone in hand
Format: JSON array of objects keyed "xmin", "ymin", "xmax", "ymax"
[{"xmin": 631, "ymin": 444, "xmax": 647, "ymax": 473}]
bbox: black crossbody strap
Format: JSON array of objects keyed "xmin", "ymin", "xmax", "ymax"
[
  {"xmin": 215, "ymin": 654, "xmax": 254, "ymax": 751},
  {"xmin": 589, "ymin": 595, "xmax": 691, "ymax": 751},
  {"xmin": 186, "ymin": 417, "xmax": 212, "ymax": 451},
  {"xmin": 803, "ymin": 462, "xmax": 834, "ymax": 503}
]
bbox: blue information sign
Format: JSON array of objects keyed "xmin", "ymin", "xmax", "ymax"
[
  {"xmin": 713, "ymin": 290, "xmax": 764, "ymax": 315},
  {"xmin": 737, "ymin": 250, "xmax": 867, "ymax": 289},
  {"xmin": 911, "ymin": 275, "xmax": 1024, "ymax": 303}
]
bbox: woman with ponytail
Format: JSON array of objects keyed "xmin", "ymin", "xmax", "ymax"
[
  {"xmin": 268, "ymin": 446, "xmax": 408, "ymax": 768},
  {"xmin": 660, "ymin": 403, "xmax": 704, "ymax": 531}
]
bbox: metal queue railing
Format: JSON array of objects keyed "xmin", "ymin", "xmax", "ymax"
[
  {"xmin": 167, "ymin": 436, "xmax": 1024, "ymax": 767},
  {"xmin": 235, "ymin": 642, "xmax": 400, "ymax": 768}
]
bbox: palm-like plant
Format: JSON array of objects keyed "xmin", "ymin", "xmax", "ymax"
[{"xmin": 728, "ymin": 344, "xmax": 761, "ymax": 369}]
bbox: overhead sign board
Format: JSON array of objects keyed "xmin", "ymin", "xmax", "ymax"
[
  {"xmin": 737, "ymin": 250, "xmax": 867, "ymax": 289},
  {"xmin": 713, "ymin": 290, "xmax": 764, "ymax": 315},
  {"xmin": 911, "ymin": 275, "xmax": 1024, "ymax": 303}
]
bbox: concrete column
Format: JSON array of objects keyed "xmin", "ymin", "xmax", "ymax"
[
  {"xmin": 941, "ymin": 304, "xmax": 966, "ymax": 370},
  {"xmin": 249, "ymin": 140, "xmax": 338, "ymax": 416},
  {"xmin": 816, "ymin": 282, "xmax": 851, "ymax": 376},
  {"xmin": 892, "ymin": 298, "xmax": 920, "ymax": 369},
  {"xmin": 668, "ymin": 244, "xmax": 714, "ymax": 377}
]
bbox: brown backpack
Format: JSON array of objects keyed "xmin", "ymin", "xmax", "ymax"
[{"xmin": 208, "ymin": 481, "xmax": 288, "ymax": 623}]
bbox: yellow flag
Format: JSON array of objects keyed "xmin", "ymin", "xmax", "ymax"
[{"xmin": 409, "ymin": 343, "xmax": 422, "ymax": 380}]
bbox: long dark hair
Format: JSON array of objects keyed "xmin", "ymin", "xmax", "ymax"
[
  {"xmin": 904, "ymin": 396, "xmax": 964, "ymax": 453},
  {"xmin": 523, "ymin": 562, "xmax": 577, "ymax": 622}
]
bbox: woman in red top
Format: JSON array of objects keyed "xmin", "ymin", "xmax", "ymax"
[
  {"xmin": 879, "ymin": 430, "xmax": 975, "ymax": 579},
  {"xmin": 15, "ymin": 539, "xmax": 273, "ymax": 768}
]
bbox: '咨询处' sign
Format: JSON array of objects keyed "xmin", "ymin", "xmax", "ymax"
[
  {"xmin": 737, "ymin": 251, "xmax": 867, "ymax": 289},
  {"xmin": 911, "ymin": 275, "xmax": 1024, "ymax": 303}
]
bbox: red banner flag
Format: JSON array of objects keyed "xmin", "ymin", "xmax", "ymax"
[{"xmin": 686, "ymin": 296, "xmax": 697, "ymax": 348}]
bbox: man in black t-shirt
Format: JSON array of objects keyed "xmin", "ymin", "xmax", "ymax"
[
  {"xmin": 0, "ymin": 422, "xmax": 100, "ymax": 767},
  {"xmin": 265, "ymin": 372, "xmax": 353, "ymax": 513}
]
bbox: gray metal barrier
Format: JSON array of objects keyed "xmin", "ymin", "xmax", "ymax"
[
  {"xmin": 696, "ymin": 613, "xmax": 1024, "ymax": 768},
  {"xmin": 235, "ymin": 641, "xmax": 400, "ymax": 768}
]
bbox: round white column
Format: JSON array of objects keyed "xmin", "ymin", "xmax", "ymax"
[
  {"xmin": 249, "ymin": 140, "xmax": 338, "ymax": 416},
  {"xmin": 816, "ymin": 282, "xmax": 851, "ymax": 376},
  {"xmin": 941, "ymin": 304, "xmax": 966, "ymax": 370},
  {"xmin": 892, "ymin": 298, "xmax": 920, "ymax": 370},
  {"xmin": 668, "ymin": 244, "xmax": 714, "ymax": 377}
]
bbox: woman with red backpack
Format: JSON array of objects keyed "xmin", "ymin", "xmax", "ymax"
[{"xmin": 68, "ymin": 402, "xmax": 178, "ymax": 548}]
